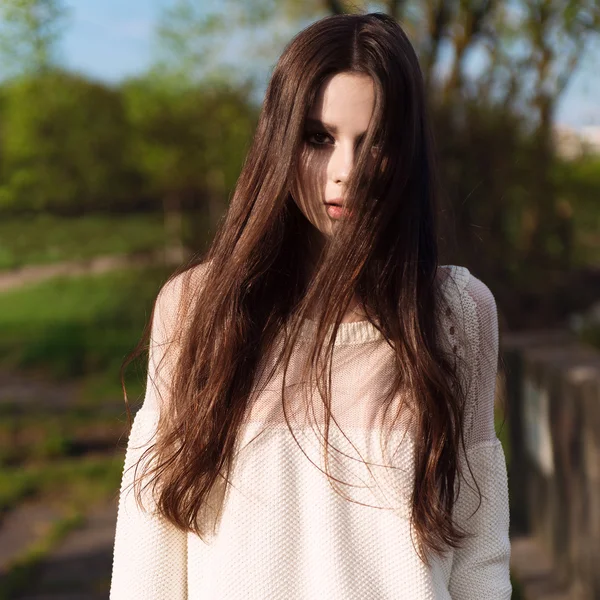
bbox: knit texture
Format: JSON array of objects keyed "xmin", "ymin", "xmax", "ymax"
[{"xmin": 110, "ymin": 264, "xmax": 512, "ymax": 599}]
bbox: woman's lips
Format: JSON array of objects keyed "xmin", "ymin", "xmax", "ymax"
[{"xmin": 325, "ymin": 203, "xmax": 352, "ymax": 218}]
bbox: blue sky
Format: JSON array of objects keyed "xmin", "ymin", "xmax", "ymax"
[
  {"xmin": 61, "ymin": 0, "xmax": 600, "ymax": 130},
  {"xmin": 61, "ymin": 0, "xmax": 163, "ymax": 83}
]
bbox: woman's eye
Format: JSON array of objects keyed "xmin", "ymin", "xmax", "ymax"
[
  {"xmin": 304, "ymin": 130, "xmax": 381, "ymax": 153},
  {"xmin": 305, "ymin": 131, "xmax": 331, "ymax": 146}
]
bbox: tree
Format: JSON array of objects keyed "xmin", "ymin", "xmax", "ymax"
[
  {"xmin": 0, "ymin": 70, "xmax": 134, "ymax": 214},
  {"xmin": 0, "ymin": 0, "xmax": 70, "ymax": 77},
  {"xmin": 122, "ymin": 75, "xmax": 257, "ymax": 256},
  {"xmin": 508, "ymin": 1, "xmax": 599, "ymax": 265}
]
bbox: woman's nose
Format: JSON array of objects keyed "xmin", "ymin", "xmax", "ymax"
[{"xmin": 330, "ymin": 144, "xmax": 354, "ymax": 184}]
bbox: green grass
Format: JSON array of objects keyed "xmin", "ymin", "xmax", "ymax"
[
  {"xmin": 0, "ymin": 409, "xmax": 130, "ymax": 466},
  {"xmin": 77, "ymin": 368, "xmax": 146, "ymax": 406},
  {"xmin": 0, "ymin": 454, "xmax": 124, "ymax": 517},
  {"xmin": 0, "ymin": 266, "xmax": 172, "ymax": 381},
  {"xmin": 0, "ymin": 212, "xmax": 171, "ymax": 270}
]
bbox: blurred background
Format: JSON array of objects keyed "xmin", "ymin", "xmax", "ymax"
[{"xmin": 0, "ymin": 1, "xmax": 598, "ymax": 598}]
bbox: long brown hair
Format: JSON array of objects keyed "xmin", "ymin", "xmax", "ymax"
[{"xmin": 120, "ymin": 12, "xmax": 481, "ymax": 567}]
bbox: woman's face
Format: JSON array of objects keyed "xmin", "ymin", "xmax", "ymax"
[{"xmin": 291, "ymin": 71, "xmax": 376, "ymax": 238}]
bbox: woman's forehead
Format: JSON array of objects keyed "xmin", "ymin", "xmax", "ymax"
[{"xmin": 308, "ymin": 72, "xmax": 375, "ymax": 134}]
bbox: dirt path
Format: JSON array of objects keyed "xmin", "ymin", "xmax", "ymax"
[
  {"xmin": 0, "ymin": 247, "xmax": 187, "ymax": 292},
  {"xmin": 0, "ymin": 368, "xmax": 123, "ymax": 598},
  {"xmin": 0, "ymin": 249, "xmax": 186, "ymax": 597},
  {"xmin": 0, "ymin": 368, "xmax": 79, "ymax": 411},
  {"xmin": 0, "ymin": 499, "xmax": 65, "ymax": 576},
  {"xmin": 12, "ymin": 499, "xmax": 118, "ymax": 600}
]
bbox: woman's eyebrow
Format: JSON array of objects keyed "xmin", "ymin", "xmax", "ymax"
[
  {"xmin": 305, "ymin": 117, "xmax": 366, "ymax": 141},
  {"xmin": 306, "ymin": 117, "xmax": 337, "ymax": 133}
]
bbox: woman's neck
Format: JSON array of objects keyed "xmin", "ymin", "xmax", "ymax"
[
  {"xmin": 340, "ymin": 293, "xmax": 369, "ymax": 322},
  {"xmin": 301, "ymin": 229, "xmax": 369, "ymax": 323}
]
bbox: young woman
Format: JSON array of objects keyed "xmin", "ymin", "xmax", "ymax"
[{"xmin": 110, "ymin": 12, "xmax": 511, "ymax": 599}]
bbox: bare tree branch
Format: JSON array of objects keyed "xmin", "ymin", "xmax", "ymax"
[
  {"xmin": 324, "ymin": 0, "xmax": 346, "ymax": 15},
  {"xmin": 422, "ymin": 0, "xmax": 454, "ymax": 92},
  {"xmin": 387, "ymin": 0, "xmax": 406, "ymax": 21}
]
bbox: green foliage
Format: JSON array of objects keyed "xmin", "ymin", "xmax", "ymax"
[
  {"xmin": 34, "ymin": 425, "xmax": 74, "ymax": 459},
  {"xmin": 122, "ymin": 75, "xmax": 257, "ymax": 201},
  {"xmin": 122, "ymin": 76, "xmax": 211, "ymax": 197},
  {"xmin": 433, "ymin": 97, "xmax": 600, "ymax": 320},
  {"xmin": 579, "ymin": 323, "xmax": 600, "ymax": 351},
  {"xmin": 0, "ymin": 0, "xmax": 70, "ymax": 77},
  {"xmin": 0, "ymin": 454, "xmax": 124, "ymax": 516},
  {"xmin": 433, "ymin": 100, "xmax": 534, "ymax": 271},
  {"xmin": 0, "ymin": 70, "xmax": 139, "ymax": 213},
  {"xmin": 0, "ymin": 468, "xmax": 38, "ymax": 512},
  {"xmin": 0, "ymin": 67, "xmax": 258, "ymax": 217},
  {"xmin": 553, "ymin": 154, "xmax": 600, "ymax": 267},
  {"xmin": 0, "ymin": 410, "xmax": 124, "ymax": 465},
  {"xmin": 0, "ymin": 266, "xmax": 171, "ymax": 379}
]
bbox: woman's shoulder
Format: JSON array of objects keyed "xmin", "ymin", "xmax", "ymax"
[
  {"xmin": 437, "ymin": 265, "xmax": 470, "ymax": 322},
  {"xmin": 437, "ymin": 264, "xmax": 498, "ymax": 351},
  {"xmin": 153, "ymin": 261, "xmax": 210, "ymax": 340},
  {"xmin": 158, "ymin": 260, "xmax": 210, "ymax": 301},
  {"xmin": 438, "ymin": 264, "xmax": 495, "ymax": 309},
  {"xmin": 437, "ymin": 264, "xmax": 470, "ymax": 296}
]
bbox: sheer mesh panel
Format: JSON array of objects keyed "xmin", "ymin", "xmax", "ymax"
[{"xmin": 461, "ymin": 274, "xmax": 500, "ymax": 446}]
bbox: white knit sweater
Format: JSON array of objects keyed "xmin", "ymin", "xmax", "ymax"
[{"xmin": 110, "ymin": 264, "xmax": 512, "ymax": 599}]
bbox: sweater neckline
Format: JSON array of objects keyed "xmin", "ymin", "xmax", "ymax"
[
  {"xmin": 297, "ymin": 265, "xmax": 468, "ymax": 346},
  {"xmin": 299, "ymin": 317, "xmax": 383, "ymax": 345}
]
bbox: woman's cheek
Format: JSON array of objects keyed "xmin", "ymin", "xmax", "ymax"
[{"xmin": 290, "ymin": 153, "xmax": 333, "ymax": 237}]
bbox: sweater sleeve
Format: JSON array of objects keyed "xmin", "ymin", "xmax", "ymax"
[
  {"xmin": 447, "ymin": 274, "xmax": 512, "ymax": 599},
  {"xmin": 110, "ymin": 273, "xmax": 188, "ymax": 600}
]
